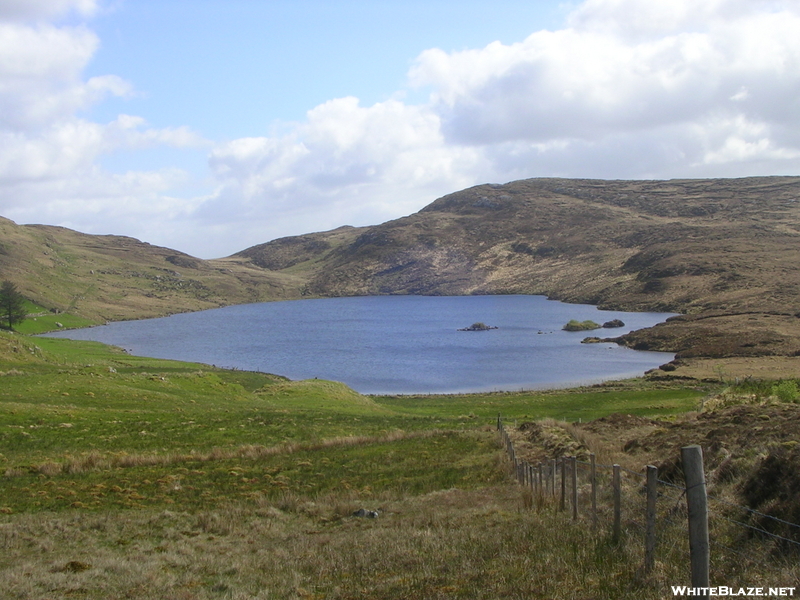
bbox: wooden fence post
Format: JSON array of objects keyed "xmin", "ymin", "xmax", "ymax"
[
  {"xmin": 570, "ymin": 456, "xmax": 578, "ymax": 520},
  {"xmin": 645, "ymin": 465, "xmax": 657, "ymax": 574},
  {"xmin": 590, "ymin": 453, "xmax": 597, "ymax": 528},
  {"xmin": 560, "ymin": 457, "xmax": 567, "ymax": 512},
  {"xmin": 612, "ymin": 464, "xmax": 621, "ymax": 543},
  {"xmin": 682, "ymin": 445, "xmax": 709, "ymax": 589},
  {"xmin": 538, "ymin": 463, "xmax": 544, "ymax": 497},
  {"xmin": 551, "ymin": 458, "xmax": 557, "ymax": 499}
]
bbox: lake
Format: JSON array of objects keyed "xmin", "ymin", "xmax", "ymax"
[{"xmin": 44, "ymin": 295, "xmax": 676, "ymax": 395}]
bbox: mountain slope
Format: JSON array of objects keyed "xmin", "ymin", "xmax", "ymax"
[
  {"xmin": 0, "ymin": 217, "xmax": 304, "ymax": 323},
  {"xmin": 4, "ymin": 176, "xmax": 800, "ymax": 368},
  {"xmin": 233, "ymin": 177, "xmax": 800, "ymax": 362}
]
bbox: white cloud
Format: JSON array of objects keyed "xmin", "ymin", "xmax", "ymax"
[
  {"xmin": 0, "ymin": 0, "xmax": 99, "ymax": 22},
  {"xmin": 105, "ymin": 115, "xmax": 207, "ymax": 150},
  {"xmin": 209, "ymin": 98, "xmax": 482, "ymax": 219},
  {"xmin": 199, "ymin": 0, "xmax": 800, "ymax": 258},
  {"xmin": 693, "ymin": 114, "xmax": 800, "ymax": 166},
  {"xmin": 409, "ymin": 1, "xmax": 800, "ymax": 151},
  {"xmin": 4, "ymin": 166, "xmax": 200, "ymax": 259},
  {"xmin": 0, "ymin": 22, "xmax": 130, "ymax": 130},
  {"xmin": 190, "ymin": 96, "xmax": 488, "ymax": 256},
  {"xmin": 3, "ymin": 0, "xmax": 800, "ymax": 259},
  {"xmin": 0, "ymin": 6, "xmax": 210, "ymax": 254},
  {"xmin": 0, "ymin": 115, "xmax": 207, "ymax": 184}
]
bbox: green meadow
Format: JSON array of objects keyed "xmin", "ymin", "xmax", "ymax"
[
  {"xmin": 0, "ymin": 331, "xmax": 704, "ymax": 511},
  {"xmin": 2, "ymin": 329, "xmax": 740, "ymax": 599},
  {"xmin": 13, "ymin": 300, "xmax": 96, "ymax": 335}
]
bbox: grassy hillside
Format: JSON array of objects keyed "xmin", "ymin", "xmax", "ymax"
[
  {"xmin": 238, "ymin": 177, "xmax": 800, "ymax": 313},
  {"xmin": 234, "ymin": 177, "xmax": 800, "ymax": 376},
  {"xmin": 3, "ymin": 331, "xmax": 797, "ymax": 598},
  {"xmin": 4, "ymin": 176, "xmax": 800, "ymax": 597},
  {"xmin": 4, "ymin": 176, "xmax": 800, "ymax": 376},
  {"xmin": 0, "ymin": 216, "xmax": 304, "ymax": 324}
]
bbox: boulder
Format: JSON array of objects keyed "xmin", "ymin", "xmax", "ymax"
[{"xmin": 602, "ymin": 319, "xmax": 625, "ymax": 328}]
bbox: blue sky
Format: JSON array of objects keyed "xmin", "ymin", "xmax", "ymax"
[
  {"xmin": 2, "ymin": 0, "xmax": 799, "ymax": 258},
  {"xmin": 82, "ymin": 1, "xmax": 568, "ymax": 177},
  {"xmin": 85, "ymin": 1, "xmax": 570, "ymax": 135}
]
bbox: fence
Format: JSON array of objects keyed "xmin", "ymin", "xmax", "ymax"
[{"xmin": 497, "ymin": 415, "xmax": 800, "ymax": 588}]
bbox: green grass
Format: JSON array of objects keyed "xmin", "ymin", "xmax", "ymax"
[
  {"xmin": 1, "ymin": 330, "xmax": 742, "ymax": 599},
  {"xmin": 15, "ymin": 300, "xmax": 96, "ymax": 334},
  {"xmin": 563, "ymin": 319, "xmax": 601, "ymax": 332},
  {"xmin": 0, "ymin": 430, "xmax": 504, "ymax": 514},
  {"xmin": 374, "ymin": 385, "xmax": 706, "ymax": 422},
  {"xmin": 0, "ymin": 330, "xmax": 707, "ymax": 521},
  {"xmin": 1, "ymin": 333, "xmax": 705, "ymax": 475}
]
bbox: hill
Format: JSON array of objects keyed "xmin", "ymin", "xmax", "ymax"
[
  {"xmin": 0, "ymin": 216, "xmax": 304, "ymax": 323},
  {"xmin": 234, "ymin": 177, "xmax": 800, "ymax": 374},
  {"xmin": 4, "ymin": 176, "xmax": 800, "ymax": 377}
]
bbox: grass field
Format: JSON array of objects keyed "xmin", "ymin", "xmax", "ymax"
[
  {"xmin": 13, "ymin": 300, "xmax": 96, "ymax": 335},
  {"xmin": 5, "ymin": 329, "xmax": 777, "ymax": 599}
]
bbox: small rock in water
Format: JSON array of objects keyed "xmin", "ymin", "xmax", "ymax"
[{"xmin": 602, "ymin": 319, "xmax": 625, "ymax": 328}]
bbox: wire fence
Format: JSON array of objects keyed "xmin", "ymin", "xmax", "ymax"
[{"xmin": 497, "ymin": 415, "xmax": 800, "ymax": 585}]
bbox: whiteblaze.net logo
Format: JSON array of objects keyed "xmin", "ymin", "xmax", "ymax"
[{"xmin": 672, "ymin": 587, "xmax": 796, "ymax": 597}]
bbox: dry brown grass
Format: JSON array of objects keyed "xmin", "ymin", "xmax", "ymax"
[
  {"xmin": 3, "ymin": 418, "xmax": 798, "ymax": 599},
  {"xmin": 0, "ymin": 484, "xmax": 678, "ymax": 600},
  {"xmin": 510, "ymin": 418, "xmax": 626, "ymax": 469},
  {"xmin": 3, "ymin": 478, "xmax": 795, "ymax": 600},
  {"xmin": 9, "ymin": 177, "xmax": 800, "ymax": 367},
  {"xmin": 10, "ymin": 430, "xmax": 444, "ymax": 479},
  {"xmin": 501, "ymin": 410, "xmax": 800, "ymax": 598}
]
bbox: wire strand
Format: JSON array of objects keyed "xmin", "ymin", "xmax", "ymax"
[
  {"xmin": 714, "ymin": 514, "xmax": 800, "ymax": 549},
  {"xmin": 710, "ymin": 496, "xmax": 800, "ymax": 532},
  {"xmin": 498, "ymin": 417, "xmax": 800, "ymax": 543}
]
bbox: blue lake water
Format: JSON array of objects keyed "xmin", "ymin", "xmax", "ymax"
[{"xmin": 44, "ymin": 295, "xmax": 676, "ymax": 395}]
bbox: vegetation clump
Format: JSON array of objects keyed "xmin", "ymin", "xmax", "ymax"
[
  {"xmin": 562, "ymin": 319, "xmax": 601, "ymax": 332},
  {"xmin": 740, "ymin": 443, "xmax": 800, "ymax": 547},
  {"xmin": 458, "ymin": 322, "xmax": 498, "ymax": 331},
  {"xmin": 772, "ymin": 380, "xmax": 799, "ymax": 403}
]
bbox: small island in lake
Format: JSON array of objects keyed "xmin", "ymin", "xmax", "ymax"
[
  {"xmin": 562, "ymin": 319, "xmax": 601, "ymax": 332},
  {"xmin": 458, "ymin": 322, "xmax": 498, "ymax": 331}
]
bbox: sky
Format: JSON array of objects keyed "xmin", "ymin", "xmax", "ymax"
[{"xmin": 1, "ymin": 0, "xmax": 799, "ymax": 259}]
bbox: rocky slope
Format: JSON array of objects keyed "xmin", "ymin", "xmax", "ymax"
[
  {"xmin": 4, "ymin": 176, "xmax": 800, "ymax": 374},
  {"xmin": 234, "ymin": 177, "xmax": 800, "ymax": 365}
]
